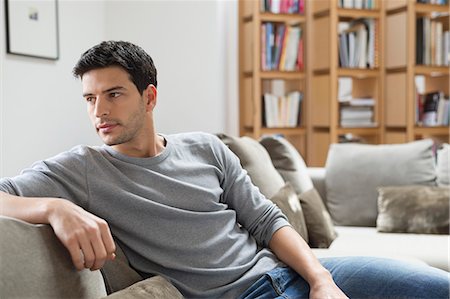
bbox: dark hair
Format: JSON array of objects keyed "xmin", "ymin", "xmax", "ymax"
[{"xmin": 73, "ymin": 41, "xmax": 157, "ymax": 93}]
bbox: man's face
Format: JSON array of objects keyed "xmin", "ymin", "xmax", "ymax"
[{"xmin": 81, "ymin": 66, "xmax": 147, "ymax": 146}]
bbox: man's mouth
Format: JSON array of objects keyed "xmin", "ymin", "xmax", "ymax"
[{"xmin": 97, "ymin": 123, "xmax": 118, "ymax": 134}]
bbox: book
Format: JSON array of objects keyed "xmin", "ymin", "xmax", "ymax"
[{"xmin": 422, "ymin": 91, "xmax": 441, "ymax": 126}]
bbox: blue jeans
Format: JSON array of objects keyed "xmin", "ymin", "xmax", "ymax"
[{"xmin": 238, "ymin": 257, "xmax": 450, "ymax": 299}]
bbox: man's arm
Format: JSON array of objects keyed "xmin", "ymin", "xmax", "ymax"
[
  {"xmin": 269, "ymin": 226, "xmax": 348, "ymax": 299},
  {"xmin": 0, "ymin": 191, "xmax": 116, "ymax": 271}
]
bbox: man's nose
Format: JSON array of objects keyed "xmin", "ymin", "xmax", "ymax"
[{"xmin": 94, "ymin": 97, "xmax": 110, "ymax": 118}]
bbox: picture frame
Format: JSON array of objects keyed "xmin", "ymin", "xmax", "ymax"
[{"xmin": 5, "ymin": 0, "xmax": 59, "ymax": 60}]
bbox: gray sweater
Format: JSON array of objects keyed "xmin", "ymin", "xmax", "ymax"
[{"xmin": 0, "ymin": 132, "xmax": 289, "ymax": 298}]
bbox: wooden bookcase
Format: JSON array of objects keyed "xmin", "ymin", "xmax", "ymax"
[
  {"xmin": 385, "ymin": 0, "xmax": 450, "ymax": 144},
  {"xmin": 238, "ymin": 0, "xmax": 308, "ymax": 158},
  {"xmin": 308, "ymin": 0, "xmax": 385, "ymax": 166}
]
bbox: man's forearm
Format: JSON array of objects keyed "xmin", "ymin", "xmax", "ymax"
[
  {"xmin": 0, "ymin": 191, "xmax": 56, "ymax": 224},
  {"xmin": 269, "ymin": 226, "xmax": 333, "ymax": 286}
]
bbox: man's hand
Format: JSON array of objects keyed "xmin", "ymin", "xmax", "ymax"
[
  {"xmin": 46, "ymin": 199, "xmax": 116, "ymax": 271},
  {"xmin": 309, "ymin": 271, "xmax": 348, "ymax": 299},
  {"xmin": 269, "ymin": 226, "xmax": 348, "ymax": 298},
  {"xmin": 1, "ymin": 191, "xmax": 116, "ymax": 271}
]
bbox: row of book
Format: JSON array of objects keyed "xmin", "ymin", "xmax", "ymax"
[
  {"xmin": 340, "ymin": 104, "xmax": 376, "ymax": 127},
  {"xmin": 416, "ymin": 91, "xmax": 450, "ymax": 126},
  {"xmin": 416, "ymin": 18, "xmax": 450, "ymax": 66},
  {"xmin": 263, "ymin": 91, "xmax": 303, "ymax": 128},
  {"xmin": 338, "ymin": 19, "xmax": 378, "ymax": 69},
  {"xmin": 260, "ymin": 0, "xmax": 305, "ymax": 14},
  {"xmin": 417, "ymin": 0, "xmax": 448, "ymax": 4},
  {"xmin": 261, "ymin": 23, "xmax": 304, "ymax": 71},
  {"xmin": 338, "ymin": 0, "xmax": 376, "ymax": 9}
]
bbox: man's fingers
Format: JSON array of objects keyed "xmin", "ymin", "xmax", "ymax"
[
  {"xmin": 77, "ymin": 231, "xmax": 96, "ymax": 269},
  {"xmin": 99, "ymin": 219, "xmax": 116, "ymax": 258}
]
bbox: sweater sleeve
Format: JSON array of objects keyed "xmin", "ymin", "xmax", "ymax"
[
  {"xmin": 0, "ymin": 146, "xmax": 90, "ymax": 208},
  {"xmin": 211, "ymin": 136, "xmax": 290, "ymax": 247}
]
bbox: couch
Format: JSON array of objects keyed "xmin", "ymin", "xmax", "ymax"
[
  {"xmin": 1, "ymin": 137, "xmax": 448, "ymax": 298},
  {"xmin": 308, "ymin": 167, "xmax": 449, "ymax": 271}
]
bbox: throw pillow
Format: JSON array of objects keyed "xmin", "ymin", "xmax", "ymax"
[
  {"xmin": 325, "ymin": 139, "xmax": 436, "ymax": 227},
  {"xmin": 376, "ymin": 185, "xmax": 450, "ymax": 234},
  {"xmin": 298, "ymin": 188, "xmax": 337, "ymax": 248},
  {"xmin": 102, "ymin": 276, "xmax": 183, "ymax": 299},
  {"xmin": 101, "ymin": 240, "xmax": 143, "ymax": 294},
  {"xmin": 217, "ymin": 134, "xmax": 285, "ymax": 198},
  {"xmin": 270, "ymin": 183, "xmax": 309, "ymax": 242},
  {"xmin": 436, "ymin": 144, "xmax": 449, "ymax": 186},
  {"xmin": 260, "ymin": 135, "xmax": 314, "ymax": 195}
]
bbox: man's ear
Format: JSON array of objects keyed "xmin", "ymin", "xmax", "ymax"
[{"xmin": 144, "ymin": 84, "xmax": 157, "ymax": 111}]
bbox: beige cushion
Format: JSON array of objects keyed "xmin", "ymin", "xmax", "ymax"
[
  {"xmin": 217, "ymin": 134, "xmax": 285, "ymax": 198},
  {"xmin": 299, "ymin": 188, "xmax": 337, "ymax": 248},
  {"xmin": 0, "ymin": 216, "xmax": 107, "ymax": 298},
  {"xmin": 103, "ymin": 276, "xmax": 183, "ymax": 299},
  {"xmin": 270, "ymin": 183, "xmax": 308, "ymax": 242},
  {"xmin": 325, "ymin": 139, "xmax": 437, "ymax": 227},
  {"xmin": 377, "ymin": 185, "xmax": 450, "ymax": 234},
  {"xmin": 260, "ymin": 135, "xmax": 313, "ymax": 195}
]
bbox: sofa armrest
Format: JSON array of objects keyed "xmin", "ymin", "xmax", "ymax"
[
  {"xmin": 307, "ymin": 167, "xmax": 327, "ymax": 203},
  {"xmin": 0, "ymin": 216, "xmax": 107, "ymax": 298}
]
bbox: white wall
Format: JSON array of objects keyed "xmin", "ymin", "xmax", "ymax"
[
  {"xmin": 1, "ymin": 0, "xmax": 238, "ymax": 177},
  {"xmin": 1, "ymin": 0, "xmax": 107, "ymax": 178}
]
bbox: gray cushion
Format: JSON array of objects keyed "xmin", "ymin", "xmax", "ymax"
[
  {"xmin": 270, "ymin": 183, "xmax": 309, "ymax": 242},
  {"xmin": 376, "ymin": 185, "xmax": 450, "ymax": 234},
  {"xmin": 103, "ymin": 276, "xmax": 184, "ymax": 299},
  {"xmin": 217, "ymin": 134, "xmax": 285, "ymax": 198},
  {"xmin": 101, "ymin": 240, "xmax": 143, "ymax": 294},
  {"xmin": 437, "ymin": 144, "xmax": 449, "ymax": 186},
  {"xmin": 325, "ymin": 139, "xmax": 437, "ymax": 226},
  {"xmin": 0, "ymin": 216, "xmax": 107, "ymax": 298},
  {"xmin": 260, "ymin": 135, "xmax": 314, "ymax": 195},
  {"xmin": 298, "ymin": 188, "xmax": 337, "ymax": 248}
]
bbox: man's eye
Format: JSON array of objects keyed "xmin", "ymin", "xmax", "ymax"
[
  {"xmin": 86, "ymin": 97, "xmax": 95, "ymax": 103},
  {"xmin": 110, "ymin": 92, "xmax": 121, "ymax": 98}
]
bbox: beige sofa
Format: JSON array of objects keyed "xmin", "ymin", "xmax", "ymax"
[
  {"xmin": 309, "ymin": 167, "xmax": 450, "ymax": 271},
  {"xmin": 1, "ymin": 137, "xmax": 448, "ymax": 298}
]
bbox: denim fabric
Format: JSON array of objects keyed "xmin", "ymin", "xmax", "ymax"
[{"xmin": 238, "ymin": 257, "xmax": 450, "ymax": 299}]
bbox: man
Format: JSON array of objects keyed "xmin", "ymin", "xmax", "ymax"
[{"xmin": 1, "ymin": 41, "xmax": 448, "ymax": 299}]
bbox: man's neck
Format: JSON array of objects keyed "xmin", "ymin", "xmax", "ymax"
[{"xmin": 111, "ymin": 134, "xmax": 166, "ymax": 158}]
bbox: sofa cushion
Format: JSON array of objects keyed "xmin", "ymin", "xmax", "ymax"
[
  {"xmin": 436, "ymin": 143, "xmax": 449, "ymax": 186},
  {"xmin": 260, "ymin": 135, "xmax": 313, "ymax": 194},
  {"xmin": 102, "ymin": 276, "xmax": 183, "ymax": 299},
  {"xmin": 217, "ymin": 133, "xmax": 285, "ymax": 198},
  {"xmin": 0, "ymin": 216, "xmax": 107, "ymax": 298},
  {"xmin": 299, "ymin": 188, "xmax": 337, "ymax": 248},
  {"xmin": 270, "ymin": 183, "xmax": 309, "ymax": 242},
  {"xmin": 376, "ymin": 185, "xmax": 450, "ymax": 234},
  {"xmin": 314, "ymin": 226, "xmax": 449, "ymax": 271},
  {"xmin": 325, "ymin": 139, "xmax": 436, "ymax": 227},
  {"xmin": 101, "ymin": 240, "xmax": 143, "ymax": 294}
]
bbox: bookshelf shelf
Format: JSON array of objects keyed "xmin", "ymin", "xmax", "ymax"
[
  {"xmin": 260, "ymin": 13, "xmax": 306, "ymax": 23},
  {"xmin": 338, "ymin": 68, "xmax": 380, "ymax": 78},
  {"xmin": 337, "ymin": 127, "xmax": 380, "ymax": 135},
  {"xmin": 239, "ymin": 0, "xmax": 308, "ymax": 159},
  {"xmin": 414, "ymin": 126, "xmax": 450, "ymax": 135},
  {"xmin": 260, "ymin": 71, "xmax": 305, "ymax": 79},
  {"xmin": 337, "ymin": 8, "xmax": 381, "ymax": 19},
  {"xmin": 261, "ymin": 127, "xmax": 307, "ymax": 135},
  {"xmin": 415, "ymin": 3, "xmax": 450, "ymax": 14},
  {"xmin": 414, "ymin": 66, "xmax": 450, "ymax": 76}
]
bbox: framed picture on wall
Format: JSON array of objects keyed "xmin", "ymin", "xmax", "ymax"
[{"xmin": 5, "ymin": 0, "xmax": 59, "ymax": 60}]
